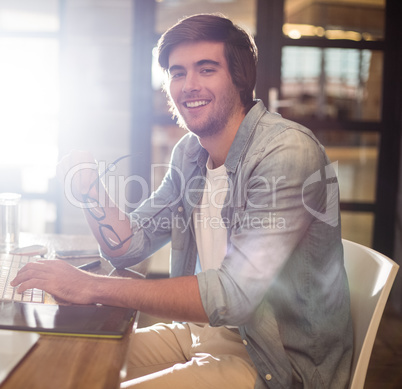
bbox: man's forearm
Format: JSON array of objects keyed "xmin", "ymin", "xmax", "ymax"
[{"xmin": 90, "ymin": 275, "xmax": 209, "ymax": 323}]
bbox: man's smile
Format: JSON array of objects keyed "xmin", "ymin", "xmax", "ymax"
[{"xmin": 183, "ymin": 100, "xmax": 211, "ymax": 108}]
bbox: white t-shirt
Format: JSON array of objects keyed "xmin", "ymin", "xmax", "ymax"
[{"xmin": 193, "ymin": 157, "xmax": 229, "ymax": 271}]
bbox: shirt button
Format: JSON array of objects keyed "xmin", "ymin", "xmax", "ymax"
[
  {"xmin": 178, "ymin": 206, "xmax": 183, "ymax": 212},
  {"xmin": 242, "ymin": 339, "xmax": 248, "ymax": 346},
  {"xmin": 265, "ymin": 374, "xmax": 272, "ymax": 381}
]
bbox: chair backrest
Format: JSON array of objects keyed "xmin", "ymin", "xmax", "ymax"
[{"xmin": 342, "ymin": 239, "xmax": 399, "ymax": 389}]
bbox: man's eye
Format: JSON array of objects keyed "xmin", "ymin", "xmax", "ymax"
[
  {"xmin": 170, "ymin": 72, "xmax": 185, "ymax": 79},
  {"xmin": 201, "ymin": 68, "xmax": 215, "ymax": 74}
]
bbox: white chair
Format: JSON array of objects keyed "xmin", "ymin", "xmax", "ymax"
[{"xmin": 342, "ymin": 239, "xmax": 399, "ymax": 389}]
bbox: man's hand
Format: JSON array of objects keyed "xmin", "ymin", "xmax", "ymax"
[
  {"xmin": 56, "ymin": 151, "xmax": 132, "ymax": 258},
  {"xmin": 56, "ymin": 150, "xmax": 99, "ymax": 201},
  {"xmin": 10, "ymin": 260, "xmax": 100, "ymax": 305}
]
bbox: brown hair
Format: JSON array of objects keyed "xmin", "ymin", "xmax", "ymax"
[{"xmin": 157, "ymin": 14, "xmax": 258, "ymax": 110}]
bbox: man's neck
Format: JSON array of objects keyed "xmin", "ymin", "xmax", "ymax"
[{"xmin": 198, "ymin": 111, "xmax": 246, "ymax": 169}]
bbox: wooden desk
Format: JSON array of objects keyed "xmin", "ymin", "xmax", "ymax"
[{"xmin": 1, "ymin": 233, "xmax": 145, "ymax": 389}]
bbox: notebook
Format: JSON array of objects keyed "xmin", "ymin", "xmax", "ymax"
[{"xmin": 0, "ymin": 330, "xmax": 39, "ymax": 385}]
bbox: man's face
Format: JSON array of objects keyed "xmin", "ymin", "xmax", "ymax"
[{"xmin": 166, "ymin": 41, "xmax": 244, "ymax": 138}]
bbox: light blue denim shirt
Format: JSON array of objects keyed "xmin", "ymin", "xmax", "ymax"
[{"xmin": 104, "ymin": 100, "xmax": 353, "ymax": 388}]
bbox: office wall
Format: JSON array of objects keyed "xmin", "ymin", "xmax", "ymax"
[{"xmin": 58, "ymin": 0, "xmax": 133, "ymax": 234}]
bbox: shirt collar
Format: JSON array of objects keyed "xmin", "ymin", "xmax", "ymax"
[{"xmin": 224, "ymin": 100, "xmax": 266, "ymax": 173}]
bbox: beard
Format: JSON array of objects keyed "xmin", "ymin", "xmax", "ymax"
[{"xmin": 168, "ymin": 88, "xmax": 241, "ymax": 138}]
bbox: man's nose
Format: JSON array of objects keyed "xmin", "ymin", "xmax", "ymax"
[{"xmin": 182, "ymin": 72, "xmax": 201, "ymax": 93}]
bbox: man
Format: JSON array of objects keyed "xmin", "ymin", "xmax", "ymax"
[{"xmin": 12, "ymin": 14, "xmax": 353, "ymax": 388}]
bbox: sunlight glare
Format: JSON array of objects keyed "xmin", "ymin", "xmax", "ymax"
[{"xmin": 0, "ymin": 37, "xmax": 59, "ymax": 192}]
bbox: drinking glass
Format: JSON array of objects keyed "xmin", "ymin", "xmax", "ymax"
[{"xmin": 0, "ymin": 193, "xmax": 21, "ymax": 253}]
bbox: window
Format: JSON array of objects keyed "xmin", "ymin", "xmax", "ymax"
[{"xmin": 0, "ymin": 0, "xmax": 60, "ymax": 232}]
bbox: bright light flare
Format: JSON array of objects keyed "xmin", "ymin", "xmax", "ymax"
[{"xmin": 0, "ymin": 37, "xmax": 59, "ymax": 192}]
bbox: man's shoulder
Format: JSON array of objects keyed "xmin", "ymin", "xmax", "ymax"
[
  {"xmin": 243, "ymin": 101, "xmax": 319, "ymax": 143},
  {"xmin": 252, "ymin": 109, "xmax": 323, "ymax": 152},
  {"xmin": 241, "ymin": 104, "xmax": 329, "ymax": 171},
  {"xmin": 171, "ymin": 132, "xmax": 203, "ymax": 162},
  {"xmin": 174, "ymin": 131, "xmax": 197, "ymax": 147},
  {"xmin": 258, "ymin": 110, "xmax": 315, "ymax": 138}
]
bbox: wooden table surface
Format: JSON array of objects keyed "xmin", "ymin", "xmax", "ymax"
[{"xmin": 1, "ymin": 233, "xmax": 145, "ymax": 389}]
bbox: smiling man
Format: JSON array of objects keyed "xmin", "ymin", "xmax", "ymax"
[
  {"xmin": 167, "ymin": 41, "xmax": 245, "ymax": 144},
  {"xmin": 12, "ymin": 14, "xmax": 353, "ymax": 389}
]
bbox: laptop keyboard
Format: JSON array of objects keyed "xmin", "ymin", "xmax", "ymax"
[{"xmin": 0, "ymin": 254, "xmax": 45, "ymax": 303}]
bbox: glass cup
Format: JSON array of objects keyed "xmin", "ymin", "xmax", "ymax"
[{"xmin": 0, "ymin": 193, "xmax": 21, "ymax": 253}]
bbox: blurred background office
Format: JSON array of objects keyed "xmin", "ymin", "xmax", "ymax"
[{"xmin": 0, "ymin": 0, "xmax": 401, "ymax": 311}]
